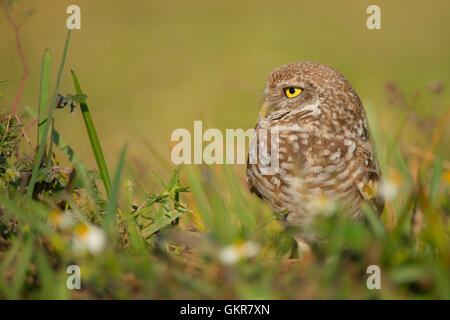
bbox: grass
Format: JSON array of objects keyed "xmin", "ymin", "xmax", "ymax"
[
  {"xmin": 0, "ymin": 2, "xmax": 449, "ymax": 300},
  {"xmin": 71, "ymin": 70, "xmax": 111, "ymax": 195},
  {"xmin": 37, "ymin": 49, "xmax": 50, "ymax": 147},
  {"xmin": 26, "ymin": 29, "xmax": 71, "ymax": 200}
]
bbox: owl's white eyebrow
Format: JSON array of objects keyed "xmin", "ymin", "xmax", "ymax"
[{"xmin": 277, "ymin": 80, "xmax": 304, "ymax": 88}]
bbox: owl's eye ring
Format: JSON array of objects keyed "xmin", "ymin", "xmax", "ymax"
[{"xmin": 284, "ymin": 87, "xmax": 302, "ymax": 98}]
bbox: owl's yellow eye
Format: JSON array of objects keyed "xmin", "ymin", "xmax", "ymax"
[{"xmin": 284, "ymin": 87, "xmax": 302, "ymax": 98}]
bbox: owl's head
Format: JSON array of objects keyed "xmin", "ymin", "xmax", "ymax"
[{"xmin": 260, "ymin": 61, "xmax": 357, "ymax": 119}]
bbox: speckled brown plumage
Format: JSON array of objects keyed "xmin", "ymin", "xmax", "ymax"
[{"xmin": 246, "ymin": 61, "xmax": 384, "ymax": 243}]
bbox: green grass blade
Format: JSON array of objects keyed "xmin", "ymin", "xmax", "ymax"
[
  {"xmin": 103, "ymin": 145, "xmax": 127, "ymax": 234},
  {"xmin": 36, "ymin": 248, "xmax": 67, "ymax": 299},
  {"xmin": 27, "ymin": 30, "xmax": 72, "ymax": 200},
  {"xmin": 186, "ymin": 167, "xmax": 212, "ymax": 227},
  {"xmin": 0, "ymin": 236, "xmax": 21, "ymax": 298},
  {"xmin": 71, "ymin": 70, "xmax": 111, "ymax": 195},
  {"xmin": 363, "ymin": 204, "xmax": 387, "ymax": 239},
  {"xmin": 45, "ymin": 118, "xmax": 55, "ymax": 167},
  {"xmin": 430, "ymin": 158, "xmax": 443, "ymax": 207},
  {"xmin": 11, "ymin": 234, "xmax": 33, "ymax": 298},
  {"xmin": 51, "ymin": 128, "xmax": 98, "ymax": 204},
  {"xmin": 37, "ymin": 49, "xmax": 51, "ymax": 146},
  {"xmin": 222, "ymin": 165, "xmax": 257, "ymax": 230},
  {"xmin": 24, "ymin": 106, "xmax": 98, "ymax": 206}
]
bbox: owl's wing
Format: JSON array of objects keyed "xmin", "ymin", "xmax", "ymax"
[
  {"xmin": 246, "ymin": 124, "xmax": 264, "ymax": 200},
  {"xmin": 246, "ymin": 156, "xmax": 260, "ymax": 198},
  {"xmin": 246, "ymin": 167, "xmax": 264, "ymax": 200},
  {"xmin": 355, "ymin": 143, "xmax": 385, "ymax": 215}
]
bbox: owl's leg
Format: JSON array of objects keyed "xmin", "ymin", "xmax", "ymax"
[{"xmin": 291, "ymin": 235, "xmax": 312, "ymax": 258}]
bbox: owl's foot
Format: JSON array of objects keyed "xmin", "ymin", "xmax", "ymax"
[{"xmin": 291, "ymin": 236, "xmax": 312, "ymax": 259}]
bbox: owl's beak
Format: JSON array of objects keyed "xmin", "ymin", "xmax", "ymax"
[{"xmin": 259, "ymin": 100, "xmax": 270, "ymax": 119}]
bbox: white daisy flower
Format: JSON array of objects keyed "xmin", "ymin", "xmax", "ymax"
[
  {"xmin": 219, "ymin": 241, "xmax": 260, "ymax": 265},
  {"xmin": 73, "ymin": 224, "xmax": 106, "ymax": 255},
  {"xmin": 49, "ymin": 210, "xmax": 74, "ymax": 229}
]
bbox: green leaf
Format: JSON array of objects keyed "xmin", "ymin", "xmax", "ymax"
[
  {"xmin": 274, "ymin": 209, "xmax": 288, "ymax": 219},
  {"xmin": 71, "ymin": 70, "xmax": 111, "ymax": 195},
  {"xmin": 144, "ymin": 209, "xmax": 185, "ymax": 239},
  {"xmin": 69, "ymin": 93, "xmax": 88, "ymax": 101}
]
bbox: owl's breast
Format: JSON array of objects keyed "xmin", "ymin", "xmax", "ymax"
[
  {"xmin": 247, "ymin": 119, "xmax": 313, "ymax": 216},
  {"xmin": 247, "ymin": 115, "xmax": 367, "ymax": 224}
]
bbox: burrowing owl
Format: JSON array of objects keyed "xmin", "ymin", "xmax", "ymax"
[{"xmin": 246, "ymin": 61, "xmax": 384, "ymax": 244}]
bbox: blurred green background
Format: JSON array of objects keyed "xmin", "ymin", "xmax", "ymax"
[
  {"xmin": 2, "ymin": 0, "xmax": 449, "ymax": 179},
  {"xmin": 1, "ymin": 0, "xmax": 450, "ymax": 300}
]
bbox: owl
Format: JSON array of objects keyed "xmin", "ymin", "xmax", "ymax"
[{"xmin": 246, "ymin": 61, "xmax": 384, "ymax": 245}]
